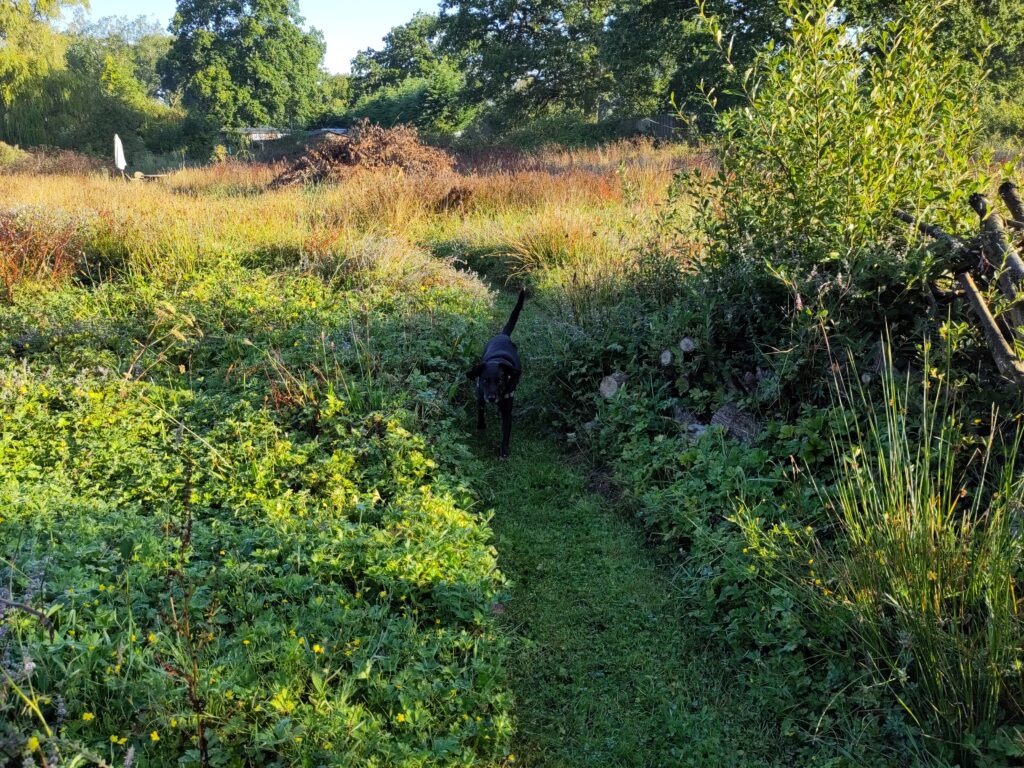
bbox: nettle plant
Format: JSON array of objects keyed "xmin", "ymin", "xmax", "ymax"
[{"xmin": 691, "ymin": 0, "xmax": 986, "ymax": 316}]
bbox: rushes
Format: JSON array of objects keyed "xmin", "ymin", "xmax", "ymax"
[
  {"xmin": 742, "ymin": 344, "xmax": 1024, "ymax": 755},
  {"xmin": 826, "ymin": 348, "xmax": 1024, "ymax": 745}
]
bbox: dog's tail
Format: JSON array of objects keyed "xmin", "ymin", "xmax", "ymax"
[{"xmin": 502, "ymin": 289, "xmax": 526, "ymax": 336}]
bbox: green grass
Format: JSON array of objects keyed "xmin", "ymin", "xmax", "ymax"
[{"xmin": 474, "ymin": 432, "xmax": 787, "ymax": 767}]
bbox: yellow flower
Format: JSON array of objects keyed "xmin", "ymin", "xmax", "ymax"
[
  {"xmin": 243, "ymin": 639, "xmax": 250, "ymax": 645},
  {"xmin": 82, "ymin": 712, "xmax": 95, "ymax": 721},
  {"xmin": 98, "ymin": 584, "xmax": 106, "ymax": 591},
  {"xmin": 313, "ymin": 644, "xmax": 324, "ymax": 654},
  {"xmin": 171, "ymin": 718, "xmax": 178, "ymax": 728},
  {"xmin": 150, "ymin": 731, "xmax": 160, "ymax": 742},
  {"xmin": 148, "ymin": 633, "xmax": 157, "ymax": 643},
  {"xmin": 396, "ymin": 713, "xmax": 406, "ymax": 723},
  {"xmin": 26, "ymin": 736, "xmax": 40, "ymax": 751}
]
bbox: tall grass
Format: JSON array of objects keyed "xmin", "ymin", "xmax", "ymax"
[
  {"xmin": 827, "ymin": 351, "xmax": 1024, "ymax": 748},
  {"xmin": 742, "ymin": 347, "xmax": 1024, "ymax": 757}
]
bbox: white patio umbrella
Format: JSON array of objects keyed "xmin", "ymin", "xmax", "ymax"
[{"xmin": 113, "ymin": 133, "xmax": 127, "ymax": 176}]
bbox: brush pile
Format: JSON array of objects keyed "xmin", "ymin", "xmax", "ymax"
[{"xmin": 270, "ymin": 121, "xmax": 453, "ymax": 188}]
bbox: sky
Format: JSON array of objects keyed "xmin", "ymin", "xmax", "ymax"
[{"xmin": 73, "ymin": 0, "xmax": 437, "ymax": 73}]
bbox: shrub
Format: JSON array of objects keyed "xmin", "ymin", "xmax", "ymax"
[{"xmin": 690, "ymin": 0, "xmax": 985, "ymax": 335}]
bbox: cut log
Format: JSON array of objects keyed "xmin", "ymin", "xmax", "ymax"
[
  {"xmin": 894, "ymin": 209, "xmax": 964, "ymax": 247},
  {"xmin": 1000, "ymin": 181, "xmax": 1024, "ymax": 229},
  {"xmin": 599, "ymin": 372, "xmax": 628, "ymax": 398},
  {"xmin": 970, "ymin": 193, "xmax": 1024, "ymax": 337},
  {"xmin": 659, "ymin": 349, "xmax": 674, "ymax": 366},
  {"xmin": 957, "ymin": 272, "xmax": 1024, "ymax": 387},
  {"xmin": 678, "ymin": 337, "xmax": 697, "ymax": 354}
]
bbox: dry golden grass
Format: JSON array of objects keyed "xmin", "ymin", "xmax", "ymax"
[{"xmin": 0, "ymin": 140, "xmax": 700, "ymax": 295}]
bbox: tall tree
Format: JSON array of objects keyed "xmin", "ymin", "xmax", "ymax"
[
  {"xmin": 66, "ymin": 14, "xmax": 174, "ymax": 101},
  {"xmin": 602, "ymin": 0, "xmax": 724, "ymax": 115},
  {"xmin": 440, "ymin": 0, "xmax": 614, "ymax": 120},
  {"xmin": 350, "ymin": 12, "xmax": 444, "ymax": 99},
  {"xmin": 0, "ymin": 0, "xmax": 82, "ymax": 106},
  {"xmin": 163, "ymin": 0, "xmax": 326, "ymax": 134}
]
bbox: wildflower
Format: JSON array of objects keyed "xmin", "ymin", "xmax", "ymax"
[
  {"xmin": 313, "ymin": 644, "xmax": 324, "ymax": 654},
  {"xmin": 171, "ymin": 718, "xmax": 178, "ymax": 727},
  {"xmin": 396, "ymin": 713, "xmax": 406, "ymax": 723},
  {"xmin": 82, "ymin": 712, "xmax": 95, "ymax": 721},
  {"xmin": 928, "ymin": 570, "xmax": 938, "ymax": 581},
  {"xmin": 150, "ymin": 731, "xmax": 160, "ymax": 742},
  {"xmin": 243, "ymin": 639, "xmax": 250, "ymax": 646},
  {"xmin": 26, "ymin": 736, "xmax": 40, "ymax": 751},
  {"xmin": 148, "ymin": 633, "xmax": 157, "ymax": 643}
]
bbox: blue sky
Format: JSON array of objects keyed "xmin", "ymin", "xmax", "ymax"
[{"xmin": 73, "ymin": 0, "xmax": 437, "ymax": 73}]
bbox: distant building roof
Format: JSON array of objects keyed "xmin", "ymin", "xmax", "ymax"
[
  {"xmin": 308, "ymin": 128, "xmax": 348, "ymax": 136},
  {"xmin": 233, "ymin": 127, "xmax": 290, "ymax": 141}
]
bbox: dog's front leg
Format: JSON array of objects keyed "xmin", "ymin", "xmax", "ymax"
[
  {"xmin": 498, "ymin": 398, "xmax": 513, "ymax": 458},
  {"xmin": 477, "ymin": 397, "xmax": 486, "ymax": 430}
]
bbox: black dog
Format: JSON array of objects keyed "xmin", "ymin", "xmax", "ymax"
[{"xmin": 466, "ymin": 290, "xmax": 526, "ymax": 458}]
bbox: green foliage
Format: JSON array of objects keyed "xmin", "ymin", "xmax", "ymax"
[
  {"xmin": 0, "ymin": 240, "xmax": 511, "ymax": 764},
  {"xmin": 692, "ymin": 0, "xmax": 984, "ymax": 318},
  {"xmin": 440, "ymin": 0, "xmax": 614, "ymax": 122},
  {"xmin": 351, "ymin": 13, "xmax": 446, "ymax": 99},
  {"xmin": 0, "ymin": 13, "xmax": 184, "ymax": 158},
  {"xmin": 0, "ymin": 0, "xmax": 81, "ymax": 107},
  {"xmin": 346, "ymin": 61, "xmax": 477, "ymax": 134},
  {"xmin": 739, "ymin": 348, "xmax": 1024, "ymax": 763},
  {"xmin": 164, "ymin": 0, "xmax": 327, "ymax": 143}
]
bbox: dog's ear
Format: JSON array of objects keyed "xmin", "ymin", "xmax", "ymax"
[{"xmin": 466, "ymin": 363, "xmax": 483, "ymax": 381}]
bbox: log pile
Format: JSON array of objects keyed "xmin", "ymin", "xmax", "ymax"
[{"xmin": 899, "ymin": 187, "xmax": 1024, "ymax": 388}]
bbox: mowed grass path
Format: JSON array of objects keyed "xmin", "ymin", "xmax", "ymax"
[{"xmin": 472, "ymin": 433, "xmax": 784, "ymax": 768}]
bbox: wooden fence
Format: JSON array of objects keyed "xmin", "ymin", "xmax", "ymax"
[{"xmin": 898, "ymin": 182, "xmax": 1024, "ymax": 387}]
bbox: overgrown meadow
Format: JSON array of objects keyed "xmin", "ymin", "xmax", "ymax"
[
  {"xmin": 4, "ymin": 2, "xmax": 1024, "ymax": 766},
  {"xmin": 0, "ymin": 141, "xmax": 686, "ymax": 766}
]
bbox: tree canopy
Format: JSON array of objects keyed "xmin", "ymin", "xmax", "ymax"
[{"xmin": 163, "ymin": 0, "xmax": 327, "ymax": 134}]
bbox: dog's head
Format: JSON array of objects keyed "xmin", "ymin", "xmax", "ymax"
[{"xmin": 467, "ymin": 361, "xmax": 515, "ymax": 404}]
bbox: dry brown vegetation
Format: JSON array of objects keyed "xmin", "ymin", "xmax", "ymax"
[
  {"xmin": 0, "ymin": 139, "xmax": 702, "ymax": 300},
  {"xmin": 270, "ymin": 121, "xmax": 455, "ymax": 188}
]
